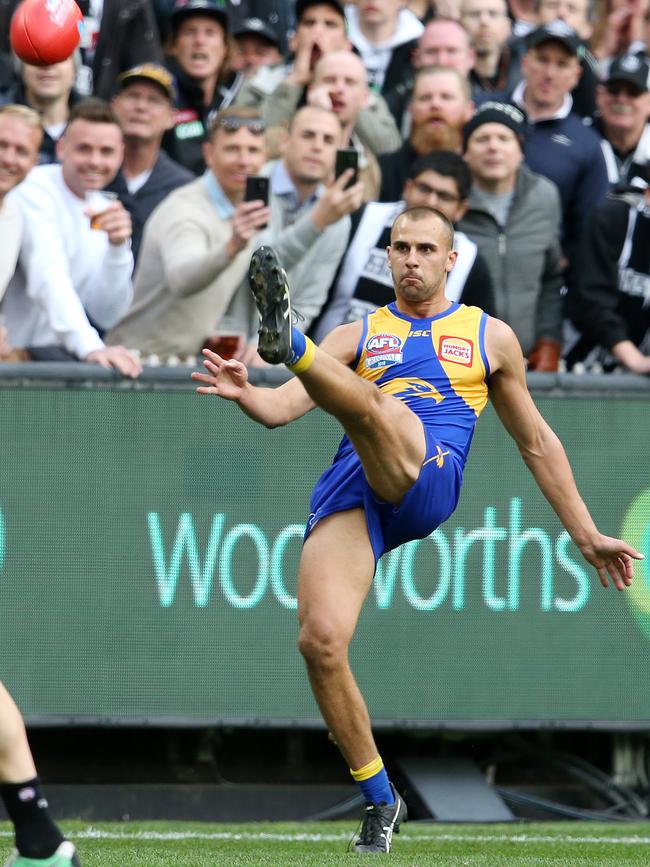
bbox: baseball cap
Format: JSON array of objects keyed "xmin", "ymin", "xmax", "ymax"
[
  {"xmin": 606, "ymin": 53, "xmax": 650, "ymax": 93},
  {"xmin": 233, "ymin": 17, "xmax": 281, "ymax": 48},
  {"xmin": 526, "ymin": 20, "xmax": 581, "ymax": 56},
  {"xmin": 463, "ymin": 101, "xmax": 527, "ymax": 149},
  {"xmin": 295, "ymin": 0, "xmax": 346, "ymax": 23},
  {"xmin": 117, "ymin": 63, "xmax": 176, "ymax": 100},
  {"xmin": 170, "ymin": 0, "xmax": 228, "ymax": 32}
]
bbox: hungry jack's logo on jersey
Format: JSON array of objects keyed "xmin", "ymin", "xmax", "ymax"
[
  {"xmin": 438, "ymin": 335, "xmax": 474, "ymax": 366},
  {"xmin": 365, "ymin": 333, "xmax": 403, "ymax": 369},
  {"xmin": 622, "ymin": 487, "xmax": 650, "ymax": 640}
]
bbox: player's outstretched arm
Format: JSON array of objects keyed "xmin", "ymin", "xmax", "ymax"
[
  {"xmin": 192, "ymin": 320, "xmax": 361, "ymax": 428},
  {"xmin": 486, "ymin": 318, "xmax": 644, "ymax": 591}
]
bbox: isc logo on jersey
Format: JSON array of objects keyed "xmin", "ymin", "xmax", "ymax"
[
  {"xmin": 366, "ymin": 333, "xmax": 403, "ymax": 369},
  {"xmin": 438, "ymin": 335, "xmax": 473, "ymax": 366}
]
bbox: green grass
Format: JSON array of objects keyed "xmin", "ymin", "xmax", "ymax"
[{"xmin": 3, "ymin": 820, "xmax": 650, "ymax": 865}]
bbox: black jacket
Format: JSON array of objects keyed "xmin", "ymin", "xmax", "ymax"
[
  {"xmin": 162, "ymin": 57, "xmax": 243, "ymax": 175},
  {"xmin": 106, "ymin": 150, "xmax": 193, "ymax": 263},
  {"xmin": 378, "ymin": 141, "xmax": 419, "ymax": 202},
  {"xmin": 91, "ymin": 0, "xmax": 163, "ymax": 99},
  {"xmin": 567, "ymin": 194, "xmax": 650, "ymax": 363}
]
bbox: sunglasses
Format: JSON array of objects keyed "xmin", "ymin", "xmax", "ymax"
[
  {"xmin": 213, "ymin": 116, "xmax": 266, "ymax": 134},
  {"xmin": 605, "ymin": 83, "xmax": 644, "ymax": 98}
]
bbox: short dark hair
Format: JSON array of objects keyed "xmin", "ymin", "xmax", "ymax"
[
  {"xmin": 408, "ymin": 151, "xmax": 471, "ymax": 200},
  {"xmin": 67, "ymin": 97, "xmax": 121, "ymax": 128},
  {"xmin": 392, "ymin": 206, "xmax": 455, "ymax": 250}
]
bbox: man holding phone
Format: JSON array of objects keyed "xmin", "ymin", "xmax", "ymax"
[
  {"xmin": 216, "ymin": 105, "xmax": 365, "ymax": 359},
  {"xmin": 108, "ymin": 105, "xmax": 363, "ymax": 360},
  {"xmin": 107, "ymin": 107, "xmax": 273, "ymax": 358}
]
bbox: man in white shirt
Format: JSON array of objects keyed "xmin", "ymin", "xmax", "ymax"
[
  {"xmin": 4, "ymin": 98, "xmax": 141, "ymax": 377},
  {"xmin": 0, "ymin": 104, "xmax": 82, "ymax": 867}
]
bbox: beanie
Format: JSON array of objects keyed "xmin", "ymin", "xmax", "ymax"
[{"xmin": 462, "ymin": 102, "xmax": 526, "ymax": 150}]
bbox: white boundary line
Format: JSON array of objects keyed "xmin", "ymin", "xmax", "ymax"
[{"xmin": 2, "ymin": 829, "xmax": 650, "ymax": 845}]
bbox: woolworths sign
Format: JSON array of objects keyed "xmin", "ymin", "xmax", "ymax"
[{"xmin": 0, "ymin": 384, "xmax": 648, "ymax": 726}]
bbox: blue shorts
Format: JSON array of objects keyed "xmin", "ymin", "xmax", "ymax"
[{"xmin": 304, "ymin": 427, "xmax": 463, "ymax": 562}]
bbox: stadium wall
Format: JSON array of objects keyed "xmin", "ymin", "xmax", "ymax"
[{"xmin": 1, "ymin": 365, "xmax": 649, "ymax": 730}]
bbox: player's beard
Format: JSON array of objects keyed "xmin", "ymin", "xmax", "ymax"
[{"xmin": 411, "ymin": 119, "xmax": 462, "ymax": 155}]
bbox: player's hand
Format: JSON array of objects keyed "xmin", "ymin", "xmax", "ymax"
[
  {"xmin": 227, "ymin": 200, "xmax": 271, "ymax": 259},
  {"xmin": 85, "ymin": 345, "xmax": 142, "ymax": 378},
  {"xmin": 92, "ymin": 201, "xmax": 132, "ymax": 246},
  {"xmin": 578, "ymin": 534, "xmax": 644, "ymax": 591},
  {"xmin": 310, "ymin": 170, "xmax": 364, "ymax": 230},
  {"xmin": 192, "ymin": 348, "xmax": 250, "ymax": 400}
]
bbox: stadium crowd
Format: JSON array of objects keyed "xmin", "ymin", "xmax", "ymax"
[{"xmin": 0, "ymin": 0, "xmax": 649, "ymax": 375}]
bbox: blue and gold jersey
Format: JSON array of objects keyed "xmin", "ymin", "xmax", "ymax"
[{"xmin": 353, "ymin": 302, "xmax": 490, "ymax": 466}]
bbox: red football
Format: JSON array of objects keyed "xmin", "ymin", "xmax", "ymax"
[{"xmin": 10, "ymin": 0, "xmax": 83, "ymax": 66}]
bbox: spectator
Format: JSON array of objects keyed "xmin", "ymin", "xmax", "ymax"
[
  {"xmin": 379, "ymin": 66, "xmax": 474, "ymax": 200},
  {"xmin": 312, "ymin": 150, "xmax": 495, "ymax": 341},
  {"xmin": 79, "ymin": 0, "xmax": 163, "ymax": 98},
  {"xmin": 162, "ymin": 0, "xmax": 244, "ymax": 175},
  {"xmin": 0, "ymin": 56, "xmax": 81, "ymax": 164},
  {"xmin": 590, "ymin": 0, "xmax": 649, "ymax": 63},
  {"xmin": 0, "ymin": 105, "xmax": 41, "ymax": 362},
  {"xmin": 459, "ymin": 101, "xmax": 565, "ymax": 369},
  {"xmin": 108, "ymin": 63, "xmax": 193, "ymax": 262},
  {"xmin": 593, "ymin": 53, "xmax": 650, "ymax": 187},
  {"xmin": 232, "ymin": 17, "xmax": 283, "ymax": 77},
  {"xmin": 345, "ymin": 0, "xmax": 424, "ymax": 100},
  {"xmin": 460, "ymin": 0, "xmax": 520, "ymax": 97},
  {"xmin": 235, "ymin": 0, "xmax": 402, "ymax": 157},
  {"xmin": 3, "ymin": 99, "xmax": 141, "ymax": 376},
  {"xmin": 306, "ymin": 50, "xmax": 383, "ymax": 200},
  {"xmin": 513, "ymin": 0, "xmax": 601, "ymax": 117},
  {"xmin": 511, "ymin": 22, "xmax": 609, "ymax": 265},
  {"xmin": 384, "ymin": 18, "xmax": 476, "ymax": 129},
  {"xmin": 108, "ymin": 106, "xmax": 362, "ymax": 357},
  {"xmin": 566, "ymin": 182, "xmax": 650, "ymax": 374}
]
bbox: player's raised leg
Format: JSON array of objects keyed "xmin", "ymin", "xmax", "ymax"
[
  {"xmin": 0, "ymin": 683, "xmax": 79, "ymax": 866},
  {"xmin": 249, "ymin": 246, "xmax": 426, "ymax": 504},
  {"xmin": 296, "ymin": 510, "xmax": 407, "ymax": 852}
]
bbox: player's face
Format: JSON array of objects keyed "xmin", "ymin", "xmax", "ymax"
[
  {"xmin": 413, "ymin": 22, "xmax": 475, "ymax": 75},
  {"xmin": 596, "ymin": 82, "xmax": 650, "ymax": 137},
  {"xmin": 171, "ymin": 15, "xmax": 227, "ymax": 82},
  {"xmin": 463, "ymin": 122, "xmax": 523, "ymax": 184},
  {"xmin": 22, "ymin": 57, "xmax": 76, "ymax": 101},
  {"xmin": 404, "ymin": 170, "xmax": 467, "ymax": 222},
  {"xmin": 0, "ymin": 115, "xmax": 40, "ymax": 197},
  {"xmin": 203, "ymin": 125, "xmax": 267, "ymax": 201},
  {"xmin": 282, "ymin": 109, "xmax": 341, "ymax": 184},
  {"xmin": 537, "ymin": 0, "xmax": 592, "ymax": 40},
  {"xmin": 233, "ymin": 35, "xmax": 281, "ymax": 76},
  {"xmin": 460, "ymin": 0, "xmax": 511, "ymax": 55},
  {"xmin": 57, "ymin": 119, "xmax": 124, "ymax": 197},
  {"xmin": 387, "ymin": 217, "xmax": 456, "ymax": 304},
  {"xmin": 521, "ymin": 43, "xmax": 581, "ymax": 112},
  {"xmin": 112, "ymin": 82, "xmax": 174, "ymax": 141},
  {"xmin": 313, "ymin": 54, "xmax": 369, "ymax": 125}
]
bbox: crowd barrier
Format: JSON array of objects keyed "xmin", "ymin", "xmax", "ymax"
[{"xmin": 1, "ymin": 364, "xmax": 648, "ymax": 729}]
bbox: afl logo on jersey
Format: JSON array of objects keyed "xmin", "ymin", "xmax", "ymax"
[
  {"xmin": 365, "ymin": 333, "xmax": 403, "ymax": 369},
  {"xmin": 438, "ymin": 335, "xmax": 473, "ymax": 366}
]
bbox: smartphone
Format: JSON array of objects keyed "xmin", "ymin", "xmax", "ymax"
[
  {"xmin": 335, "ymin": 148, "xmax": 359, "ymax": 188},
  {"xmin": 244, "ymin": 176, "xmax": 270, "ymax": 206}
]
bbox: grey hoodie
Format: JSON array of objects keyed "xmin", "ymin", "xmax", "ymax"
[{"xmin": 458, "ymin": 165, "xmax": 564, "ymax": 354}]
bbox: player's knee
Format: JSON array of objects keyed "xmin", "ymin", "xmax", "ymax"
[{"xmin": 298, "ymin": 619, "xmax": 348, "ymax": 670}]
